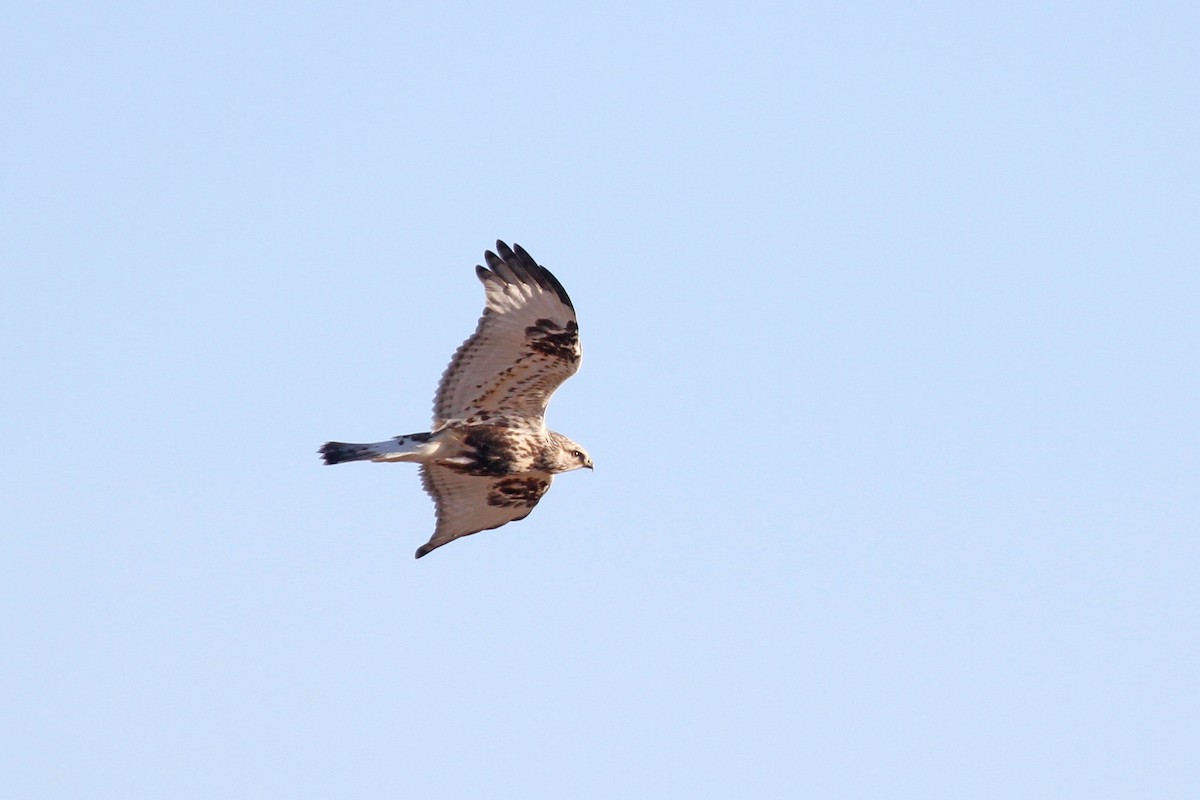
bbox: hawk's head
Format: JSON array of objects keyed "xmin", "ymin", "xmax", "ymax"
[{"xmin": 548, "ymin": 432, "xmax": 594, "ymax": 473}]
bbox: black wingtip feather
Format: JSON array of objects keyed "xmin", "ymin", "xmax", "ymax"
[
  {"xmin": 480, "ymin": 240, "xmax": 574, "ymax": 310},
  {"xmin": 495, "ymin": 240, "xmax": 517, "ymax": 261}
]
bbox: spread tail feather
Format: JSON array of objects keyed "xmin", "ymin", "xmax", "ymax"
[
  {"xmin": 319, "ymin": 441, "xmax": 375, "ymax": 465},
  {"xmin": 319, "ymin": 432, "xmax": 435, "ymax": 465}
]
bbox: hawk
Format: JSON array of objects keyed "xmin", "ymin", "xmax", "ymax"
[{"xmin": 320, "ymin": 241, "xmax": 592, "ymax": 558}]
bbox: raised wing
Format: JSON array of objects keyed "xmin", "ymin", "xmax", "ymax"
[
  {"xmin": 416, "ymin": 465, "xmax": 552, "ymax": 558},
  {"xmin": 433, "ymin": 241, "xmax": 580, "ymax": 428}
]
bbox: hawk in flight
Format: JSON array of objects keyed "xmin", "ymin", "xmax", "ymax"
[{"xmin": 320, "ymin": 241, "xmax": 592, "ymax": 558}]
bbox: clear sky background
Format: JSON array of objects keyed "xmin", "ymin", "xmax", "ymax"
[{"xmin": 3, "ymin": 2, "xmax": 1197, "ymax": 798}]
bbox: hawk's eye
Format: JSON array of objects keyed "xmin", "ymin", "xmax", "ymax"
[{"xmin": 572, "ymin": 450, "xmax": 583, "ymax": 459}]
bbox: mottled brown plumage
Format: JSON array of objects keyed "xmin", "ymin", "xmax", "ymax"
[{"xmin": 319, "ymin": 241, "xmax": 591, "ymax": 558}]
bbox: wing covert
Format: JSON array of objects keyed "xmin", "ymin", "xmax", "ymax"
[{"xmin": 416, "ymin": 465, "xmax": 552, "ymax": 558}]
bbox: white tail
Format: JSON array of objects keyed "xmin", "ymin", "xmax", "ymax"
[{"xmin": 319, "ymin": 432, "xmax": 437, "ymax": 465}]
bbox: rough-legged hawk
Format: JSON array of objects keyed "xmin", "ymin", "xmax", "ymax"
[{"xmin": 320, "ymin": 241, "xmax": 592, "ymax": 558}]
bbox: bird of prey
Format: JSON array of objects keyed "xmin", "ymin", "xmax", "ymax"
[{"xmin": 320, "ymin": 241, "xmax": 592, "ymax": 558}]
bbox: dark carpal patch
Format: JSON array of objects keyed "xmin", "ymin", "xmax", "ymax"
[
  {"xmin": 525, "ymin": 318, "xmax": 579, "ymax": 362},
  {"xmin": 487, "ymin": 477, "xmax": 550, "ymax": 508}
]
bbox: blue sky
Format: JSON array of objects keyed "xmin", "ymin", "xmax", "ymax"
[{"xmin": 3, "ymin": 2, "xmax": 1197, "ymax": 797}]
